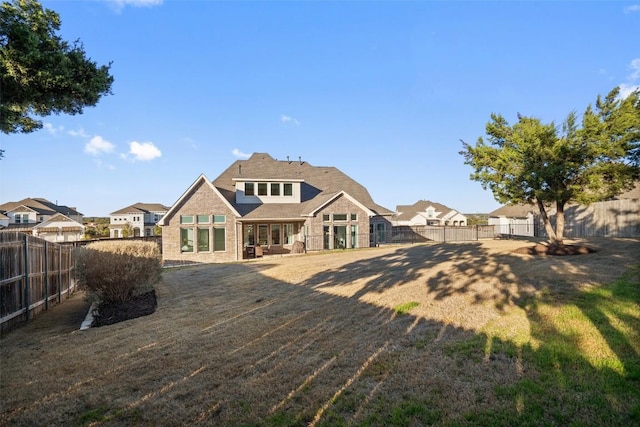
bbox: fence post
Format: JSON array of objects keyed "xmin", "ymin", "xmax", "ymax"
[
  {"xmin": 44, "ymin": 241, "xmax": 49, "ymax": 310},
  {"xmin": 23, "ymin": 234, "xmax": 30, "ymax": 321},
  {"xmin": 58, "ymin": 245, "xmax": 62, "ymax": 303},
  {"xmin": 67, "ymin": 247, "xmax": 71, "ymax": 297}
]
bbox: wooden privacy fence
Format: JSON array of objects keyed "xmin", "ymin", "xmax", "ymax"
[{"xmin": 0, "ymin": 231, "xmax": 77, "ymax": 335}]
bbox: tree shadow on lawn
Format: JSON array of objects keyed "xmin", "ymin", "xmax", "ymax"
[
  {"xmin": 304, "ymin": 238, "xmax": 640, "ymax": 423},
  {"xmin": 1, "ymin": 239, "xmax": 638, "ymax": 426}
]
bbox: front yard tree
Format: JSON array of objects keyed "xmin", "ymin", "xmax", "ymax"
[
  {"xmin": 0, "ymin": 0, "xmax": 114, "ymax": 139},
  {"xmin": 461, "ymin": 87, "xmax": 640, "ymax": 247}
]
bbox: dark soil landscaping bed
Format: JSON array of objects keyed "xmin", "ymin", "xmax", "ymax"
[
  {"xmin": 92, "ymin": 290, "xmax": 157, "ymax": 327},
  {"xmin": 512, "ymin": 243, "xmax": 596, "ymax": 256}
]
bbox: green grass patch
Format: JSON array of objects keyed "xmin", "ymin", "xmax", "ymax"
[
  {"xmin": 394, "ymin": 301, "xmax": 419, "ymax": 316},
  {"xmin": 467, "ymin": 267, "xmax": 640, "ymax": 426}
]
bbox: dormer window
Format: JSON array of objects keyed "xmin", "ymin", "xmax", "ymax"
[{"xmin": 235, "ymin": 179, "xmax": 302, "ymax": 204}]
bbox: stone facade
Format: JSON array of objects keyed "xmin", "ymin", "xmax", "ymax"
[
  {"xmin": 162, "ymin": 180, "xmax": 238, "ymax": 263},
  {"xmin": 304, "ymin": 194, "xmax": 372, "ymax": 250}
]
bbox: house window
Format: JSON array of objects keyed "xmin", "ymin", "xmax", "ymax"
[
  {"xmin": 197, "ymin": 215, "xmax": 210, "ymax": 224},
  {"xmin": 271, "ymin": 224, "xmax": 281, "ymax": 245},
  {"xmin": 376, "ymin": 223, "xmax": 386, "ymax": 243},
  {"xmin": 323, "ymin": 214, "xmax": 330, "ymax": 222},
  {"xmin": 323, "ymin": 226, "xmax": 330, "ymax": 250},
  {"xmin": 15, "ymin": 215, "xmax": 21, "ymax": 224},
  {"xmin": 244, "ymin": 224, "xmax": 255, "ymax": 245},
  {"xmin": 351, "ymin": 225, "xmax": 357, "ymax": 248},
  {"xmin": 284, "ymin": 224, "xmax": 294, "ymax": 244},
  {"xmin": 180, "ymin": 228, "xmax": 194, "ymax": 252},
  {"xmin": 351, "ymin": 214, "xmax": 357, "ymax": 221},
  {"xmin": 245, "ymin": 182, "xmax": 255, "ymax": 196},
  {"xmin": 145, "ymin": 228, "xmax": 151, "ymax": 236},
  {"xmin": 333, "ymin": 214, "xmax": 347, "ymax": 221},
  {"xmin": 284, "ymin": 183, "xmax": 293, "ymax": 196},
  {"xmin": 213, "ymin": 215, "xmax": 226, "ymax": 223},
  {"xmin": 258, "ymin": 224, "xmax": 268, "ymax": 245},
  {"xmin": 180, "ymin": 215, "xmax": 194, "ymax": 224},
  {"xmin": 214, "ymin": 228, "xmax": 226, "ymax": 251},
  {"xmin": 23, "ymin": 214, "xmax": 29, "ymax": 223},
  {"xmin": 271, "ymin": 183, "xmax": 280, "ymax": 196},
  {"xmin": 258, "ymin": 183, "xmax": 268, "ymax": 196},
  {"xmin": 198, "ymin": 228, "xmax": 210, "ymax": 251}
]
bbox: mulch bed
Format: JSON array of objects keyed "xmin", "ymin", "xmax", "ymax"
[
  {"xmin": 512, "ymin": 244, "xmax": 596, "ymax": 256},
  {"xmin": 92, "ymin": 290, "xmax": 157, "ymax": 327}
]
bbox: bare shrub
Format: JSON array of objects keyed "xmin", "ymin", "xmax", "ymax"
[{"xmin": 76, "ymin": 240, "xmax": 161, "ymax": 303}]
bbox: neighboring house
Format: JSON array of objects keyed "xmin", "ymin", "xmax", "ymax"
[
  {"xmin": 159, "ymin": 153, "xmax": 394, "ymax": 263},
  {"xmin": 32, "ymin": 213, "xmax": 85, "ymax": 242},
  {"xmin": 488, "ymin": 204, "xmax": 537, "ymax": 237},
  {"xmin": 0, "ymin": 213, "xmax": 9, "ymax": 229},
  {"xmin": 109, "ymin": 203, "xmax": 170, "ymax": 238},
  {"xmin": 392, "ymin": 200, "xmax": 467, "ymax": 227},
  {"xmin": 0, "ymin": 198, "xmax": 85, "ymax": 242}
]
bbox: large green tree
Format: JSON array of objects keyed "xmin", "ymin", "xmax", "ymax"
[
  {"xmin": 461, "ymin": 87, "xmax": 640, "ymax": 246},
  {"xmin": 0, "ymin": 0, "xmax": 113, "ymax": 147}
]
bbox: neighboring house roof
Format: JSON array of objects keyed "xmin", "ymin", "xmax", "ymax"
[
  {"xmin": 110, "ymin": 202, "xmax": 171, "ymax": 215},
  {"xmin": 394, "ymin": 200, "xmax": 460, "ymax": 222},
  {"xmin": 209, "ymin": 153, "xmax": 393, "ymax": 220},
  {"xmin": 489, "ymin": 204, "xmax": 537, "ymax": 218},
  {"xmin": 0, "ymin": 198, "xmax": 82, "ymax": 217},
  {"xmin": 33, "ymin": 213, "xmax": 84, "ymax": 232},
  {"xmin": 615, "ymin": 181, "xmax": 640, "ymax": 200}
]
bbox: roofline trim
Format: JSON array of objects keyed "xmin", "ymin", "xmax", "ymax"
[
  {"xmin": 159, "ymin": 174, "xmax": 241, "ymax": 225},
  {"xmin": 303, "ymin": 191, "xmax": 376, "ymax": 217}
]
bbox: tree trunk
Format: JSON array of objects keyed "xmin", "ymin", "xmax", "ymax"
[
  {"xmin": 554, "ymin": 201, "xmax": 566, "ymax": 247},
  {"xmin": 536, "ymin": 200, "xmax": 560, "ymax": 246}
]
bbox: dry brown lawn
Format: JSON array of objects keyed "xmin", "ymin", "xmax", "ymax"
[{"xmin": 1, "ymin": 238, "xmax": 639, "ymax": 426}]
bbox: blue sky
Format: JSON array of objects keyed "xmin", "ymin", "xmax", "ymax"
[{"xmin": 1, "ymin": 0, "xmax": 639, "ymax": 217}]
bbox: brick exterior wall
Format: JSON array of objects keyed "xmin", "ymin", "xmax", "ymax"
[
  {"xmin": 304, "ymin": 194, "xmax": 372, "ymax": 250},
  {"xmin": 162, "ymin": 180, "xmax": 239, "ymax": 263}
]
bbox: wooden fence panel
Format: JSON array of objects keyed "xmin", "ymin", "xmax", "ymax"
[{"xmin": 0, "ymin": 232, "xmax": 78, "ymax": 335}]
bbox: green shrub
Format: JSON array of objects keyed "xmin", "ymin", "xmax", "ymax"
[{"xmin": 77, "ymin": 241, "xmax": 161, "ymax": 303}]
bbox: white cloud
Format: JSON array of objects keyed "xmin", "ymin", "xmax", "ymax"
[
  {"xmin": 232, "ymin": 148, "xmax": 251, "ymax": 159},
  {"xmin": 281, "ymin": 114, "xmax": 301, "ymax": 125},
  {"xmin": 618, "ymin": 58, "xmax": 640, "ymax": 98},
  {"xmin": 624, "ymin": 4, "xmax": 640, "ymax": 14},
  {"xmin": 619, "ymin": 83, "xmax": 640, "ymax": 99},
  {"xmin": 43, "ymin": 122, "xmax": 64, "ymax": 135},
  {"xmin": 68, "ymin": 128, "xmax": 89, "ymax": 138},
  {"xmin": 85, "ymin": 135, "xmax": 115, "ymax": 155},
  {"xmin": 127, "ymin": 141, "xmax": 162, "ymax": 161},
  {"xmin": 107, "ymin": 0, "xmax": 162, "ymax": 12},
  {"xmin": 628, "ymin": 58, "xmax": 640, "ymax": 80}
]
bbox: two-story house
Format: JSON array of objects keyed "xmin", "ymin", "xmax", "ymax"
[
  {"xmin": 0, "ymin": 198, "xmax": 85, "ymax": 242},
  {"xmin": 159, "ymin": 153, "xmax": 394, "ymax": 263},
  {"xmin": 392, "ymin": 200, "xmax": 467, "ymax": 227},
  {"xmin": 109, "ymin": 203, "xmax": 171, "ymax": 238}
]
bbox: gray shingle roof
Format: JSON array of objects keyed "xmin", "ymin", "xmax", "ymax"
[
  {"xmin": 212, "ymin": 153, "xmax": 393, "ymax": 219},
  {"xmin": 0, "ymin": 198, "xmax": 82, "ymax": 216},
  {"xmin": 110, "ymin": 202, "xmax": 171, "ymax": 215},
  {"xmin": 394, "ymin": 200, "xmax": 456, "ymax": 221}
]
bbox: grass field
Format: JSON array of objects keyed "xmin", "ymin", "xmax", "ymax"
[{"xmin": 1, "ymin": 238, "xmax": 639, "ymax": 426}]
